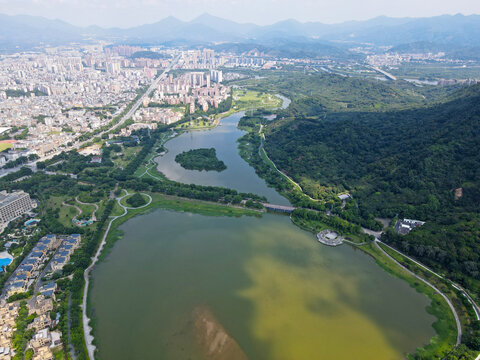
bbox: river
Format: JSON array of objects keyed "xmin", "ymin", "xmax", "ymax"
[{"xmin": 90, "ymin": 108, "xmax": 437, "ymax": 360}]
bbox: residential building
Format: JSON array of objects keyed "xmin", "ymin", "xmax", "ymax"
[{"xmin": 0, "ymin": 191, "xmax": 36, "ymax": 231}]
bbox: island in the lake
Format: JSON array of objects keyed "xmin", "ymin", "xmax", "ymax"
[{"xmin": 175, "ymin": 148, "xmax": 227, "ymax": 172}]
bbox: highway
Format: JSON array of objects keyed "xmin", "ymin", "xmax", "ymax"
[{"xmin": 366, "ymin": 65, "xmax": 397, "ymax": 81}]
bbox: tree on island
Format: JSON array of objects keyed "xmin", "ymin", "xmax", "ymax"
[{"xmin": 175, "ymin": 148, "xmax": 227, "ymax": 172}]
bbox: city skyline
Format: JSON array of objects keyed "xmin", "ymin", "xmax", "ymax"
[{"xmin": 1, "ymin": 0, "xmax": 480, "ymax": 28}]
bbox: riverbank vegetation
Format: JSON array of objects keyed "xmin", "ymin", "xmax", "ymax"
[
  {"xmin": 378, "ymin": 242, "xmax": 480, "ymax": 358},
  {"xmin": 262, "ymin": 84, "xmax": 480, "ymax": 300},
  {"xmin": 237, "ymin": 114, "xmax": 333, "ymax": 208},
  {"xmin": 291, "ymin": 208, "xmax": 373, "ymax": 244},
  {"xmin": 175, "ymin": 148, "xmax": 227, "ymax": 172},
  {"xmin": 234, "ymin": 73, "xmax": 480, "ymax": 357},
  {"xmin": 359, "ymin": 242, "xmax": 459, "ymax": 360},
  {"xmin": 2, "ymin": 69, "xmax": 478, "ymax": 359}
]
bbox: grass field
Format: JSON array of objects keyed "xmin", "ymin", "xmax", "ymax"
[
  {"xmin": 75, "ymin": 202, "xmax": 96, "ymax": 218},
  {"xmin": 233, "ymin": 89, "xmax": 282, "ymax": 110},
  {"xmin": 46, "ymin": 195, "xmax": 78, "ymax": 228},
  {"xmin": 0, "ymin": 143, "xmax": 13, "ymax": 152},
  {"xmin": 111, "ymin": 145, "xmax": 141, "ymax": 168}
]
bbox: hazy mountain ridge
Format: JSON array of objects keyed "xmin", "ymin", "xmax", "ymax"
[{"xmin": 1, "ymin": 12, "xmax": 480, "ymax": 52}]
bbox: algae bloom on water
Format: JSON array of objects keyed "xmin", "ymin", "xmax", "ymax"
[{"xmin": 175, "ymin": 148, "xmax": 227, "ymax": 172}]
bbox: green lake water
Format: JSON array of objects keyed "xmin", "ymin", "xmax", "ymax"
[{"xmin": 90, "ymin": 111, "xmax": 437, "ymax": 360}]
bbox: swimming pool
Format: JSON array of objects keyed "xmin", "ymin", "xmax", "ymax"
[
  {"xmin": 25, "ymin": 219, "xmax": 40, "ymax": 226},
  {"xmin": 0, "ymin": 257, "xmax": 12, "ymax": 272}
]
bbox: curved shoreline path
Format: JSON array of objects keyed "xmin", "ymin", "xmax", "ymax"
[
  {"xmin": 374, "ymin": 238, "xmax": 480, "ymax": 359},
  {"xmin": 377, "ymin": 240, "xmax": 480, "ymax": 322},
  {"xmin": 373, "ymin": 239, "xmax": 462, "ymax": 347},
  {"xmin": 82, "ymin": 190, "xmax": 152, "ymax": 360}
]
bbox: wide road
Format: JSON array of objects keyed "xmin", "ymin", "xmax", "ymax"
[
  {"xmin": 75, "ymin": 55, "xmax": 181, "ymax": 147},
  {"xmin": 0, "ymin": 55, "xmax": 181, "ymax": 178}
]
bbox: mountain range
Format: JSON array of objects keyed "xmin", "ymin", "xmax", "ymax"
[{"xmin": 1, "ymin": 13, "xmax": 480, "ymax": 54}]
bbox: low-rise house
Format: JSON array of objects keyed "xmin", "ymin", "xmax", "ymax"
[
  {"xmin": 6, "ymin": 280, "xmax": 28, "ymax": 297},
  {"xmin": 50, "ymin": 234, "xmax": 81, "ymax": 272},
  {"xmin": 394, "ymin": 218, "xmax": 426, "ymax": 235},
  {"xmin": 28, "ymin": 251, "xmax": 44, "ymax": 261},
  {"xmin": 28, "ymin": 295, "xmax": 53, "ymax": 317},
  {"xmin": 38, "ymin": 282, "xmax": 56, "ymax": 300},
  {"xmin": 17, "ymin": 264, "xmax": 34, "ymax": 277},
  {"xmin": 28, "ymin": 314, "xmax": 51, "ymax": 332},
  {"xmin": 50, "ymin": 331, "xmax": 61, "ymax": 348},
  {"xmin": 32, "ymin": 346, "xmax": 54, "ymax": 360},
  {"xmin": 50, "ymin": 257, "xmax": 67, "ymax": 272}
]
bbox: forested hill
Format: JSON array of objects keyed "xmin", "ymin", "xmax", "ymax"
[
  {"xmin": 266, "ymin": 84, "xmax": 480, "ymax": 217},
  {"xmin": 264, "ymin": 84, "xmax": 480, "ymax": 293},
  {"xmin": 241, "ymin": 71, "xmax": 458, "ymax": 113}
]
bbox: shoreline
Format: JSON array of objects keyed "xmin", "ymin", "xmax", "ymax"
[
  {"xmin": 83, "ymin": 192, "xmax": 262, "ymax": 359},
  {"xmin": 236, "ymin": 108, "xmax": 463, "ymax": 357},
  {"xmin": 83, "ymin": 92, "xmax": 463, "ymax": 360}
]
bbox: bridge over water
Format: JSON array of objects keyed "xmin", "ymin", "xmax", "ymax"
[{"xmin": 262, "ymin": 203, "xmax": 296, "ymax": 213}]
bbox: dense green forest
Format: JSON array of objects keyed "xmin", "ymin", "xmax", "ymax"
[
  {"xmin": 237, "ymin": 71, "xmax": 454, "ymax": 112},
  {"xmin": 175, "ymin": 148, "xmax": 227, "ymax": 172},
  {"xmin": 263, "ymin": 83, "xmax": 480, "ymax": 299}
]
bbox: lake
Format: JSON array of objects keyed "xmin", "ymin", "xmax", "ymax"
[
  {"xmin": 155, "ymin": 111, "xmax": 289, "ymax": 206},
  {"xmin": 90, "ymin": 110, "xmax": 437, "ymax": 360}
]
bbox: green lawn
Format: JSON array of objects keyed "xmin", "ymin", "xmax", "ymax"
[
  {"xmin": 112, "ymin": 145, "xmax": 141, "ymax": 168},
  {"xmin": 46, "ymin": 195, "xmax": 78, "ymax": 228},
  {"xmin": 0, "ymin": 143, "xmax": 12, "ymax": 152},
  {"xmin": 75, "ymin": 202, "xmax": 96, "ymax": 218},
  {"xmin": 233, "ymin": 89, "xmax": 282, "ymax": 110}
]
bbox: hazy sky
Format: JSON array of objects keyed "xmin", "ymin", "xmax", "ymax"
[{"xmin": 1, "ymin": 0, "xmax": 480, "ymax": 28}]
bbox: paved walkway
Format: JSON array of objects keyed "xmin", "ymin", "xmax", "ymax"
[
  {"xmin": 75, "ymin": 197, "xmax": 99, "ymax": 222},
  {"xmin": 379, "ymin": 240, "xmax": 480, "ymax": 322},
  {"xmin": 374, "ymin": 239, "xmax": 462, "ymax": 347},
  {"xmin": 82, "ymin": 190, "xmax": 152, "ymax": 360},
  {"xmin": 62, "ymin": 201, "xmax": 82, "ymax": 221},
  {"xmin": 258, "ymin": 128, "xmax": 324, "ymax": 204}
]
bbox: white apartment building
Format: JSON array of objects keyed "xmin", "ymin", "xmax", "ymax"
[{"xmin": 0, "ymin": 190, "xmax": 37, "ymax": 230}]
